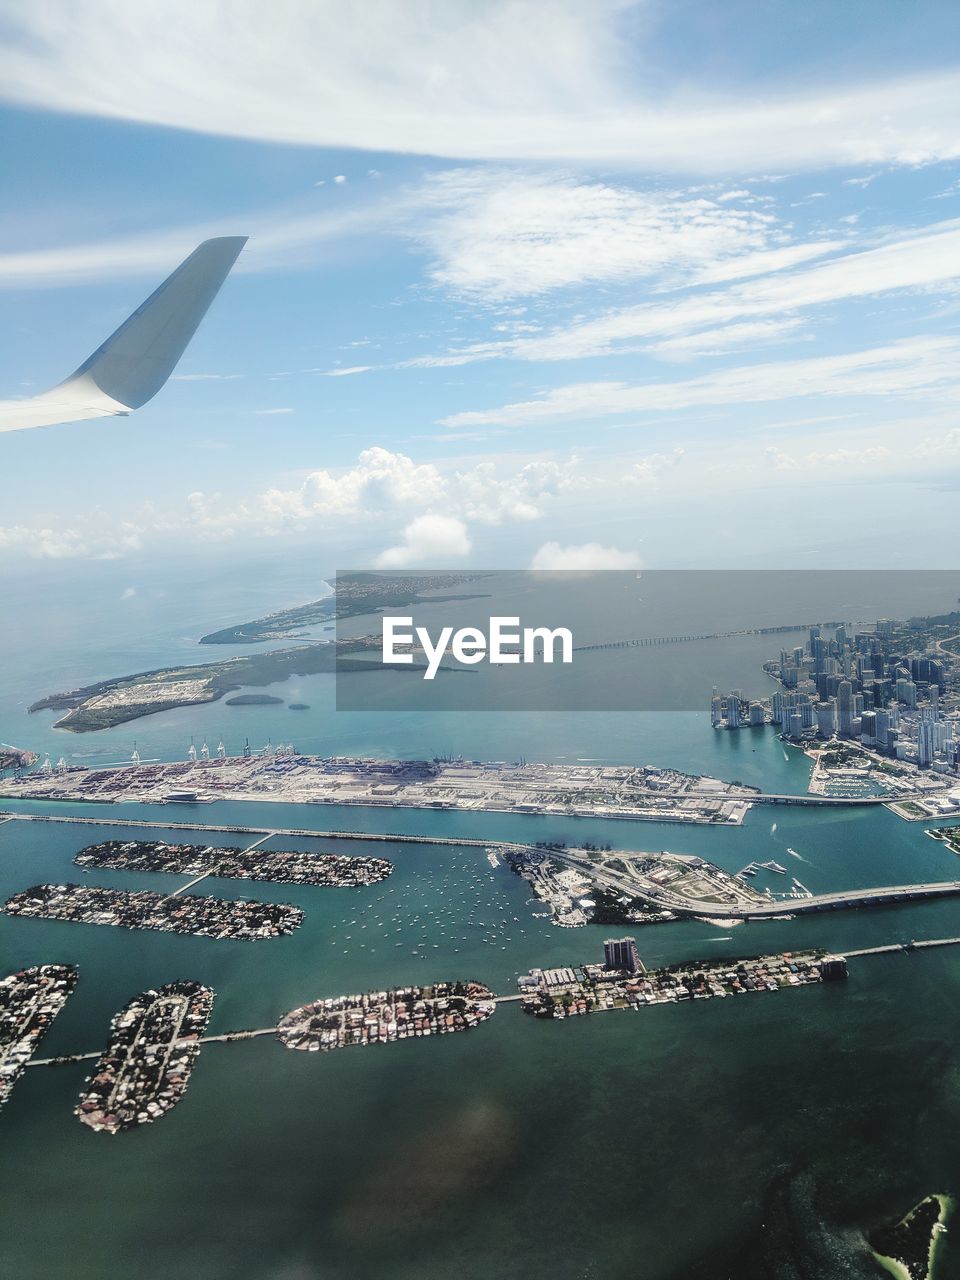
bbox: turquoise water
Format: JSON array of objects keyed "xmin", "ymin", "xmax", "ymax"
[{"xmin": 2, "ymin": 560, "xmax": 960, "ymax": 1277}]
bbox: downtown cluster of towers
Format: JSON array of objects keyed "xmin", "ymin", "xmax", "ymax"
[{"xmin": 712, "ymin": 622, "xmax": 958, "ymax": 772}]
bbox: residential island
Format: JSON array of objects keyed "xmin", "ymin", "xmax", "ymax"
[
  {"xmin": 276, "ymin": 980, "xmax": 497, "ymax": 1051},
  {"xmin": 4, "ymin": 884, "xmax": 303, "ymax": 940},
  {"xmin": 0, "ymin": 964, "xmax": 78, "ymax": 1109},
  {"xmin": 74, "ymin": 838, "xmax": 393, "ymax": 888},
  {"xmin": 75, "ymin": 981, "xmax": 214, "ymax": 1133},
  {"xmin": 518, "ymin": 939, "xmax": 846, "ymax": 1018}
]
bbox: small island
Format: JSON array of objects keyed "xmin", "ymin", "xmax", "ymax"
[
  {"xmin": 868, "ymin": 1194, "xmax": 954, "ymax": 1280},
  {"xmin": 224, "ymin": 694, "xmax": 284, "ymax": 706},
  {"xmin": 288, "ymin": 703, "xmax": 310, "ymax": 711},
  {"xmin": 278, "ymin": 981, "xmax": 496, "ymax": 1052},
  {"xmin": 4, "ymin": 883, "xmax": 303, "ymax": 940}
]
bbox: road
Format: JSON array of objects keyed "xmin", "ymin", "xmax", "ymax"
[
  {"xmin": 167, "ymin": 830, "xmax": 277, "ymax": 898},
  {"xmin": 545, "ymin": 848, "xmax": 960, "ymax": 920}
]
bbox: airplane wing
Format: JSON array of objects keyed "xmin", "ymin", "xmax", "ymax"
[{"xmin": 0, "ymin": 235, "xmax": 247, "ymax": 434}]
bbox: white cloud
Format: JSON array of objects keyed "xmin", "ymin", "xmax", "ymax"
[
  {"xmin": 411, "ymin": 217, "xmax": 960, "ymax": 366},
  {"xmin": 252, "ymin": 407, "xmax": 294, "ymax": 415},
  {"xmin": 250, "ymin": 447, "xmax": 577, "ymax": 530},
  {"xmin": 765, "ymin": 429, "xmax": 960, "ymax": 471},
  {"xmin": 0, "ymin": 516, "xmax": 143, "ymax": 559},
  {"xmin": 415, "ymin": 169, "xmax": 780, "ymax": 299},
  {"xmin": 442, "ymin": 336, "xmax": 960, "ymax": 428},
  {"xmin": 530, "ymin": 541, "xmax": 642, "ymax": 570},
  {"xmin": 645, "ymin": 318, "xmax": 805, "ymax": 360},
  {"xmin": 630, "ymin": 448, "xmax": 685, "ymax": 483},
  {"xmin": 120, "ymin": 585, "xmax": 137, "ymax": 599},
  {"xmin": 1, "ymin": 3, "xmax": 959, "ymax": 172},
  {"xmin": 376, "ymin": 514, "xmax": 471, "ymax": 568},
  {"xmin": 258, "ymin": 447, "xmax": 448, "ymax": 522}
]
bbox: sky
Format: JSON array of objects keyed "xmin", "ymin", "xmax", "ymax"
[{"xmin": 1, "ymin": 0, "xmax": 960, "ymax": 579}]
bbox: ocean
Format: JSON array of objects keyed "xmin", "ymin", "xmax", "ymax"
[{"xmin": 1, "ymin": 556, "xmax": 959, "ymax": 1278}]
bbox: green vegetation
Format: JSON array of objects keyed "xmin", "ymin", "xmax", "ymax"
[
  {"xmin": 589, "ymin": 887, "xmax": 647, "ymax": 925},
  {"xmin": 224, "ymin": 694, "xmax": 285, "ymax": 706},
  {"xmin": 29, "ymin": 645, "xmax": 340, "ymax": 732}
]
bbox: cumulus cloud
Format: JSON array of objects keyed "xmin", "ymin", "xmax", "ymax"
[
  {"xmin": 0, "ymin": 517, "xmax": 143, "ymax": 559},
  {"xmin": 250, "ymin": 447, "xmax": 577, "ymax": 529},
  {"xmin": 530, "ymin": 541, "xmax": 642, "ymax": 570},
  {"xmin": 375, "ymin": 514, "xmax": 471, "ymax": 568},
  {"xmin": 1, "ymin": 3, "xmax": 959, "ymax": 172},
  {"xmin": 630, "ymin": 448, "xmax": 685, "ymax": 483},
  {"xmin": 258, "ymin": 448, "xmax": 447, "ymax": 522}
]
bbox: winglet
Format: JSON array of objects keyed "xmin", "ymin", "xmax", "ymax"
[{"xmin": 0, "ymin": 236, "xmax": 247, "ymax": 434}]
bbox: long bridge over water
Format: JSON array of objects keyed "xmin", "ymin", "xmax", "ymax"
[{"xmin": 691, "ymin": 879, "xmax": 960, "ymax": 919}]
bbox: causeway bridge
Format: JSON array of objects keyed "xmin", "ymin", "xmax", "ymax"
[{"xmin": 682, "ymin": 880, "xmax": 960, "ymax": 920}]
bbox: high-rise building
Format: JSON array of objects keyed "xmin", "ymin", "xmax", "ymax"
[
  {"xmin": 603, "ymin": 937, "xmax": 641, "ymax": 974},
  {"xmin": 815, "ymin": 700, "xmax": 838, "ymax": 738},
  {"xmin": 917, "ymin": 720, "xmax": 936, "ymax": 767},
  {"xmin": 837, "ymin": 681, "xmax": 854, "ymax": 736},
  {"xmin": 749, "ymin": 702, "xmax": 765, "ymax": 727},
  {"xmin": 726, "ymin": 694, "xmax": 741, "ymax": 728},
  {"xmin": 875, "ymin": 709, "xmax": 892, "ymax": 747},
  {"xmin": 896, "ymin": 679, "xmax": 917, "ymax": 708}
]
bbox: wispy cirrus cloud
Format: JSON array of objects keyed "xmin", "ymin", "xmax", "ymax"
[
  {"xmin": 1, "ymin": 2, "xmax": 960, "ymax": 173},
  {"xmin": 413, "ymin": 169, "xmax": 788, "ymax": 299},
  {"xmin": 413, "ymin": 218, "xmax": 960, "ymax": 367},
  {"xmin": 441, "ymin": 336, "xmax": 960, "ymax": 428}
]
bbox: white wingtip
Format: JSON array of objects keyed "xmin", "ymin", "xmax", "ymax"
[{"xmin": 0, "ymin": 236, "xmax": 247, "ymax": 434}]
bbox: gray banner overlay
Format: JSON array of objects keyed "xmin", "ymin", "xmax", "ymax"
[{"xmin": 333, "ymin": 570, "xmax": 960, "ymax": 712}]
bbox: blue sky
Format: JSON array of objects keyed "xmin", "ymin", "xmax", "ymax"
[{"xmin": 1, "ymin": 0, "xmax": 960, "ymax": 575}]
